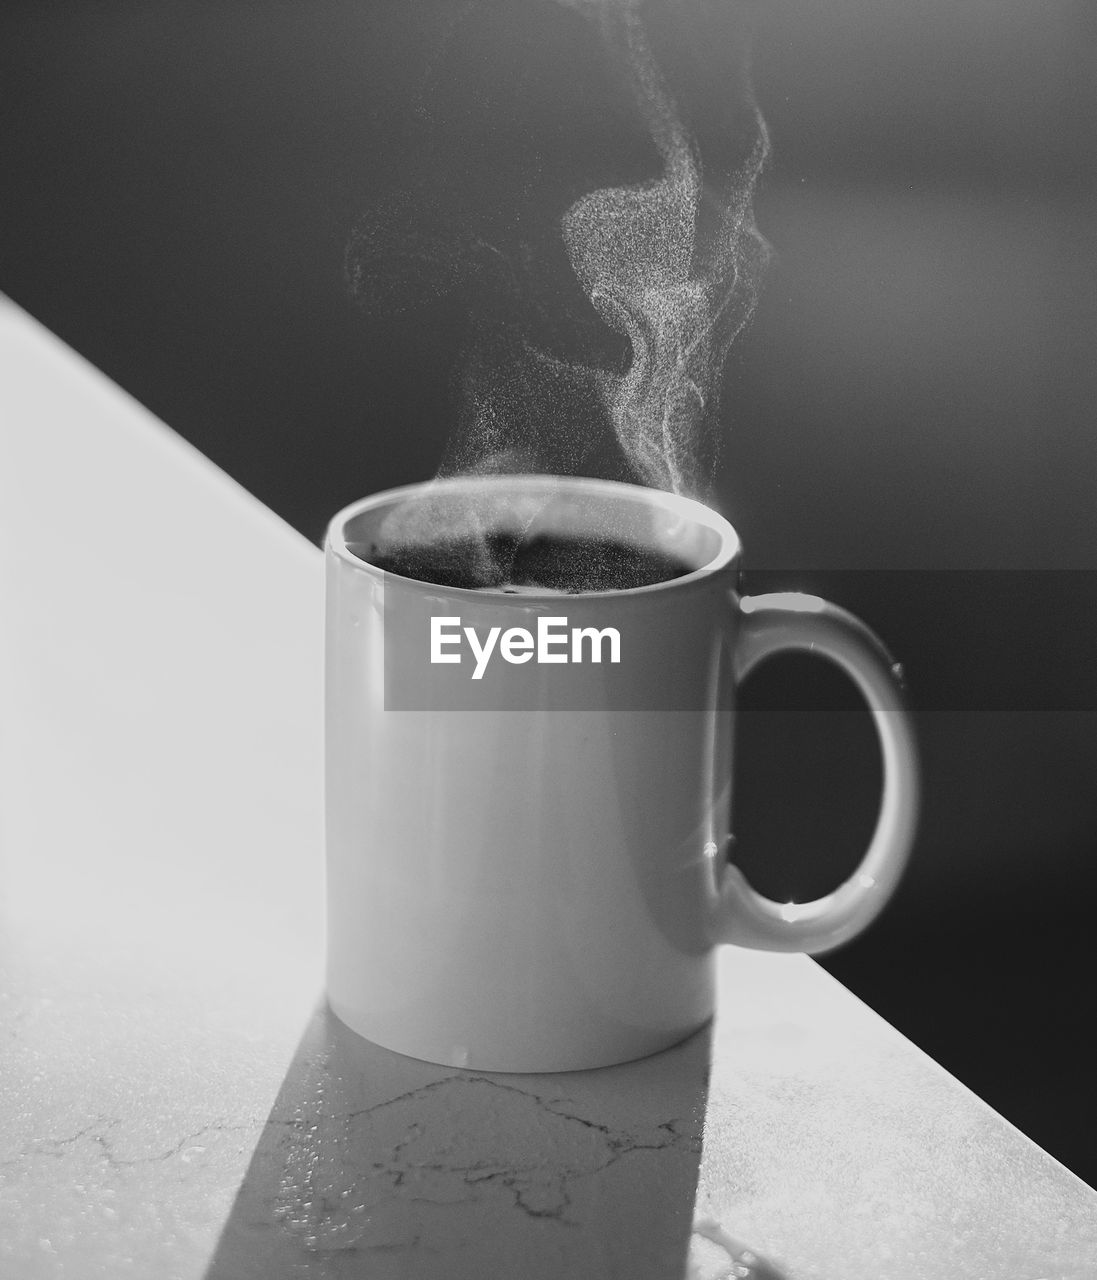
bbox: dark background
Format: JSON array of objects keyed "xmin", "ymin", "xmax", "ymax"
[{"xmin": 3, "ymin": 1, "xmax": 1096, "ymax": 1184}]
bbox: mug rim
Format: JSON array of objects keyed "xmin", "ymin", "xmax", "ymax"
[{"xmin": 326, "ymin": 474, "xmax": 741, "ymax": 599}]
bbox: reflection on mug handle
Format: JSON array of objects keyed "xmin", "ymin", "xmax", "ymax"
[{"xmin": 708, "ymin": 592, "xmax": 920, "ymax": 955}]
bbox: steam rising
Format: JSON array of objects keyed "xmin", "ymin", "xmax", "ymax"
[
  {"xmin": 560, "ymin": 0, "xmax": 770, "ymax": 495},
  {"xmin": 347, "ymin": 0, "xmax": 770, "ymax": 535}
]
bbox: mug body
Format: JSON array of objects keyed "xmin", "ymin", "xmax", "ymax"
[{"xmin": 325, "ymin": 475, "xmax": 740, "ymax": 1071}]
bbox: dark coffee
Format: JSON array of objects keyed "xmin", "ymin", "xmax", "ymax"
[{"xmin": 351, "ymin": 531, "xmax": 696, "ymax": 592}]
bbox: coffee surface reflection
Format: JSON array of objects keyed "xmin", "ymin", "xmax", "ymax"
[{"xmin": 354, "ymin": 531, "xmax": 696, "ymax": 594}]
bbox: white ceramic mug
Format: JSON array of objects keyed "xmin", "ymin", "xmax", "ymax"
[{"xmin": 325, "ymin": 475, "xmax": 918, "ymax": 1071}]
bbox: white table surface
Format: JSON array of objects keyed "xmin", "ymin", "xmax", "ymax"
[{"xmin": 1, "ymin": 296, "xmax": 1095, "ymax": 1280}]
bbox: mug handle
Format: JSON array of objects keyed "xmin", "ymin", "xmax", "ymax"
[{"xmin": 708, "ymin": 591, "xmax": 919, "ymax": 954}]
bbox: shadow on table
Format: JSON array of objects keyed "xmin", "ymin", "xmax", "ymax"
[{"xmin": 204, "ymin": 1002, "xmax": 739, "ymax": 1280}]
